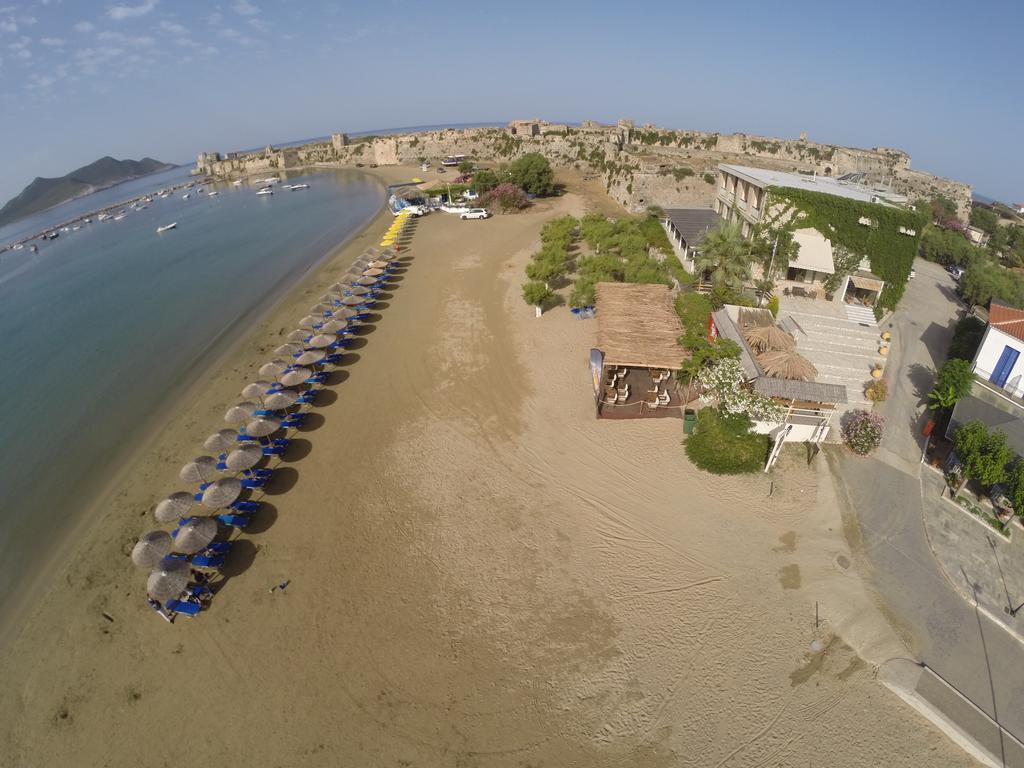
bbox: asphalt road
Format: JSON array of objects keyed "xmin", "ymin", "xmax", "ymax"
[{"xmin": 829, "ymin": 258, "xmax": 1024, "ymax": 742}]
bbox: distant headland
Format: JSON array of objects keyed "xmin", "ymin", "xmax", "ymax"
[
  {"xmin": 0, "ymin": 156, "xmax": 176, "ymax": 227},
  {"xmin": 194, "ymin": 118, "xmax": 973, "ymax": 222}
]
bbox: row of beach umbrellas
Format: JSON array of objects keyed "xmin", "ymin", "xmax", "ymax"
[
  {"xmin": 133, "ymin": 241, "xmax": 406, "ymax": 607},
  {"xmin": 380, "ymin": 209, "xmax": 414, "ymax": 248}
]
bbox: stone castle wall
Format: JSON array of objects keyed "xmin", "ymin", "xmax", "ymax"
[{"xmin": 196, "ymin": 120, "xmax": 972, "ymax": 221}]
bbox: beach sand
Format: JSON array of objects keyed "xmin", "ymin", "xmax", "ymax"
[{"xmin": 0, "ymin": 169, "xmax": 975, "ymax": 766}]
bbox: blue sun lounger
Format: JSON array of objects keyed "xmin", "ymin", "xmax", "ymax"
[
  {"xmin": 229, "ymin": 499, "xmax": 259, "ymax": 512},
  {"xmin": 216, "ymin": 513, "xmax": 251, "ymax": 528},
  {"xmin": 165, "ymin": 598, "xmax": 201, "ymax": 617},
  {"xmin": 191, "ymin": 554, "xmax": 225, "ymax": 569}
]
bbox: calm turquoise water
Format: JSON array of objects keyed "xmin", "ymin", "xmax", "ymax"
[{"xmin": 0, "ymin": 168, "xmax": 384, "ymax": 621}]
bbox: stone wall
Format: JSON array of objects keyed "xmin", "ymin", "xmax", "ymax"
[{"xmin": 195, "ymin": 119, "xmax": 972, "ymax": 221}]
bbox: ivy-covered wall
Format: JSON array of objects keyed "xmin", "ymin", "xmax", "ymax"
[{"xmin": 762, "ymin": 187, "xmax": 929, "ymax": 310}]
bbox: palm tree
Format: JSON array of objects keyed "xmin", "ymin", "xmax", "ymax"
[{"xmin": 693, "ymin": 221, "xmax": 751, "ymax": 291}]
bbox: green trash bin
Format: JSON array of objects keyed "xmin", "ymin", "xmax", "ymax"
[{"xmin": 683, "ymin": 409, "xmax": 697, "ymax": 435}]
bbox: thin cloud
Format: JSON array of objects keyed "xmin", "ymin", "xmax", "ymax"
[
  {"xmin": 107, "ymin": 0, "xmax": 158, "ymax": 21},
  {"xmin": 97, "ymin": 30, "xmax": 155, "ymax": 46},
  {"xmin": 232, "ymin": 0, "xmax": 259, "ymax": 16},
  {"xmin": 40, "ymin": 37, "xmax": 66, "ymax": 46},
  {"xmin": 0, "ymin": 18, "xmax": 15, "ymax": 33},
  {"xmin": 73, "ymin": 21, "xmax": 95, "ymax": 33},
  {"xmin": 18, "ymin": 15, "xmax": 35, "ymax": 25},
  {"xmin": 158, "ymin": 19, "xmax": 187, "ymax": 35}
]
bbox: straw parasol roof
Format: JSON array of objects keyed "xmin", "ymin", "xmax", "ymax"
[
  {"xmin": 131, "ymin": 530, "xmax": 172, "ymax": 568},
  {"xmin": 173, "ymin": 516, "xmax": 218, "ymax": 554},
  {"xmin": 154, "ymin": 491, "xmax": 193, "ymax": 523},
  {"xmin": 743, "ymin": 325, "xmax": 796, "ymax": 354},
  {"xmin": 594, "ymin": 283, "xmax": 688, "ymax": 370},
  {"xmin": 147, "ymin": 560, "xmax": 191, "ymax": 602},
  {"xmin": 756, "ymin": 349, "xmax": 818, "ymax": 381}
]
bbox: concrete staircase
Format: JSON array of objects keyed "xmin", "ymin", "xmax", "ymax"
[
  {"xmin": 844, "ymin": 303, "xmax": 878, "ymax": 326},
  {"xmin": 780, "ymin": 310, "xmax": 884, "ymax": 406}
]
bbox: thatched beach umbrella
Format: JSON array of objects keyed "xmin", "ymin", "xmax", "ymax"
[
  {"xmin": 264, "ymin": 389, "xmax": 298, "ymax": 410},
  {"xmin": 341, "ymin": 296, "xmax": 363, "ymax": 306},
  {"xmin": 295, "ymin": 349, "xmax": 325, "ymax": 366},
  {"xmin": 259, "ymin": 359, "xmax": 290, "ymax": 379},
  {"xmin": 279, "ymin": 367, "xmax": 312, "ymax": 387},
  {"xmin": 204, "ymin": 429, "xmax": 239, "ymax": 453},
  {"xmin": 298, "ymin": 315, "xmax": 322, "ymax": 330},
  {"xmin": 744, "ymin": 325, "xmax": 796, "ymax": 354},
  {"xmin": 332, "ymin": 307, "xmax": 358, "ymax": 320},
  {"xmin": 245, "ymin": 416, "xmax": 281, "ymax": 437},
  {"xmin": 369, "ymin": 260, "xmax": 391, "ymax": 269},
  {"xmin": 310, "ymin": 303, "xmax": 334, "ymax": 316},
  {"xmin": 355, "ymin": 276, "xmax": 378, "ymax": 286},
  {"xmin": 274, "ymin": 342, "xmax": 303, "ymax": 357},
  {"xmin": 173, "ymin": 516, "xmax": 218, "ymax": 554},
  {"xmin": 757, "ymin": 349, "xmax": 818, "ymax": 381},
  {"xmin": 180, "ymin": 456, "xmax": 217, "ymax": 484},
  {"xmin": 305, "ymin": 333, "xmax": 335, "ymax": 349},
  {"xmin": 347, "ymin": 285, "xmax": 371, "ymax": 296},
  {"xmin": 131, "ymin": 530, "xmax": 173, "ymax": 568},
  {"xmin": 318, "ymin": 318, "xmax": 347, "ymax": 334},
  {"xmin": 362, "ymin": 268, "xmax": 385, "ymax": 277},
  {"xmin": 154, "ymin": 491, "xmax": 194, "ymax": 523},
  {"xmin": 241, "ymin": 380, "xmax": 274, "ymax": 400},
  {"xmin": 200, "ymin": 477, "xmax": 242, "ymax": 508},
  {"xmin": 224, "ymin": 443, "xmax": 263, "ymax": 472},
  {"xmin": 147, "ymin": 560, "xmax": 191, "ymax": 602},
  {"xmin": 288, "ymin": 328, "xmax": 311, "ymax": 342},
  {"xmin": 224, "ymin": 402, "xmax": 257, "ymax": 425}
]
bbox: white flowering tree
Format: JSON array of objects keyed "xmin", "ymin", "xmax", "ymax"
[{"xmin": 697, "ymin": 358, "xmax": 786, "ymax": 423}]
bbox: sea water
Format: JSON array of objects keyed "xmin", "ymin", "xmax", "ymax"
[{"xmin": 0, "ymin": 167, "xmax": 384, "ymax": 624}]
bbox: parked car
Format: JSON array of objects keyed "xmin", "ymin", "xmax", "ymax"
[
  {"xmin": 437, "ymin": 167, "xmax": 446, "ymax": 174},
  {"xmin": 948, "ymin": 265, "xmax": 965, "ymax": 281},
  {"xmin": 460, "ymin": 208, "xmax": 490, "ymax": 220}
]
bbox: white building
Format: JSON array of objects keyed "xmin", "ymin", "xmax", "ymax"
[{"xmin": 971, "ymin": 301, "xmax": 1024, "ymax": 398}]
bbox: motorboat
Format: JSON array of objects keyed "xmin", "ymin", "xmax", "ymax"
[
  {"xmin": 113, "ymin": 214, "xmax": 126, "ymax": 221},
  {"xmin": 97, "ymin": 213, "xmax": 110, "ymax": 221},
  {"xmin": 232, "ymin": 180, "xmax": 243, "ymax": 186},
  {"xmin": 261, "ymin": 177, "xmax": 280, "ymax": 184},
  {"xmin": 72, "ymin": 225, "xmax": 80, "ymax": 231},
  {"xmin": 12, "ymin": 243, "xmax": 23, "ymax": 250},
  {"xmin": 45, "ymin": 231, "xmax": 59, "ymax": 239},
  {"xmin": 256, "ymin": 187, "xmax": 274, "ymax": 196},
  {"xmin": 288, "ymin": 183, "xmax": 309, "ymax": 191},
  {"xmin": 207, "ymin": 190, "xmax": 219, "ymax": 197},
  {"xmin": 182, "ymin": 193, "xmax": 190, "ymax": 200},
  {"xmin": 83, "ymin": 218, "xmax": 91, "ymax": 223},
  {"xmin": 156, "ymin": 222, "xmax": 177, "ymax": 234}
]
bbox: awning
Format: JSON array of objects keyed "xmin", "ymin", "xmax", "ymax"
[
  {"xmin": 849, "ymin": 271, "xmax": 884, "ymax": 292},
  {"xmin": 790, "ymin": 228, "xmax": 835, "ymax": 275}
]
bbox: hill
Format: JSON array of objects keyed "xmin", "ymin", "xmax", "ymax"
[{"xmin": 0, "ymin": 156, "xmax": 176, "ymax": 226}]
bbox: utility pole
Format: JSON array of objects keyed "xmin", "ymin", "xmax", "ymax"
[{"xmin": 759, "ymin": 236, "xmax": 778, "ymax": 308}]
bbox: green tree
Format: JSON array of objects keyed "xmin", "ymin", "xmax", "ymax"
[
  {"xmin": 929, "ymin": 195, "xmax": 959, "ymax": 228},
  {"xmin": 953, "ymin": 420, "xmax": 1012, "ymax": 487},
  {"xmin": 472, "ymin": 169, "xmax": 501, "ymax": 194},
  {"xmin": 693, "ymin": 221, "xmax": 751, "ymax": 292},
  {"xmin": 1005, "ymin": 459, "xmax": 1024, "ymax": 515},
  {"xmin": 948, "ymin": 316, "xmax": 987, "ymax": 360},
  {"xmin": 522, "ymin": 280, "xmax": 553, "ymax": 318},
  {"xmin": 970, "ymin": 205, "xmax": 999, "ymax": 236},
  {"xmin": 457, "ymin": 160, "xmax": 474, "ymax": 174},
  {"xmin": 525, "ymin": 253, "xmax": 566, "ymax": 289},
  {"xmin": 508, "ymin": 152, "xmax": 555, "ymax": 195},
  {"xmin": 933, "ymin": 358, "xmax": 975, "ymax": 402}
]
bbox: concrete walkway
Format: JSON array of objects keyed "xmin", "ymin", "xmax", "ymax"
[{"xmin": 922, "ymin": 468, "xmax": 1024, "ymax": 645}]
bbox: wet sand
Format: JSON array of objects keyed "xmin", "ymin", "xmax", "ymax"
[{"xmin": 0, "ymin": 170, "xmax": 976, "ymax": 766}]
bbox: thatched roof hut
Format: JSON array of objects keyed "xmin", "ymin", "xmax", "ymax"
[
  {"xmin": 595, "ymin": 282, "xmax": 688, "ymax": 370},
  {"xmin": 743, "ymin": 325, "xmax": 796, "ymax": 354}
]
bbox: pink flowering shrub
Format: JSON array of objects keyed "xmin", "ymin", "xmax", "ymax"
[
  {"xmin": 841, "ymin": 409, "xmax": 886, "ymax": 455},
  {"xmin": 481, "ymin": 183, "xmax": 529, "ymax": 212}
]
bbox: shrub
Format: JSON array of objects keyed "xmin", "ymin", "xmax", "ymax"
[
  {"xmin": 1005, "ymin": 460, "xmax": 1024, "ymax": 515},
  {"xmin": 934, "ymin": 358, "xmax": 974, "ymax": 401},
  {"xmin": 953, "ymin": 420, "xmax": 1012, "ymax": 486},
  {"xmin": 508, "ymin": 152, "xmax": 554, "ymax": 195},
  {"xmin": 767, "ymin": 295, "xmax": 779, "ymax": 318},
  {"xmin": 841, "ymin": 410, "xmax": 886, "ymax": 455},
  {"xmin": 521, "ymin": 281, "xmax": 552, "ymax": 316},
  {"xmin": 948, "ymin": 316, "xmax": 986, "ymax": 360},
  {"xmin": 685, "ymin": 409, "xmax": 770, "ymax": 474},
  {"xmin": 472, "ymin": 169, "xmax": 501, "ymax": 194},
  {"xmin": 481, "ymin": 183, "xmax": 529, "ymax": 212},
  {"xmin": 865, "ymin": 379, "xmax": 888, "ymax": 402},
  {"xmin": 697, "ymin": 358, "xmax": 785, "ymax": 421}
]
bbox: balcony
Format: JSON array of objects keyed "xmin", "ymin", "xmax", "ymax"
[{"xmin": 973, "ymin": 369, "xmax": 1024, "ymax": 412}]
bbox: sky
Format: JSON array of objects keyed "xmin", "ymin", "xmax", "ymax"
[{"xmin": 0, "ymin": 0, "xmax": 1022, "ymax": 205}]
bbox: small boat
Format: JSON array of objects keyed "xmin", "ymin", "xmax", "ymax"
[
  {"xmin": 261, "ymin": 177, "xmax": 280, "ymax": 184},
  {"xmin": 97, "ymin": 213, "xmax": 110, "ymax": 221},
  {"xmin": 207, "ymin": 191, "xmax": 218, "ymax": 197},
  {"xmin": 72, "ymin": 225, "xmax": 80, "ymax": 231},
  {"xmin": 289, "ymin": 183, "xmax": 309, "ymax": 191},
  {"xmin": 113, "ymin": 214, "xmax": 126, "ymax": 221},
  {"xmin": 182, "ymin": 193, "xmax": 190, "ymax": 200},
  {"xmin": 83, "ymin": 218, "xmax": 91, "ymax": 223},
  {"xmin": 256, "ymin": 187, "xmax": 274, "ymax": 196},
  {"xmin": 232, "ymin": 180, "xmax": 243, "ymax": 186},
  {"xmin": 156, "ymin": 222, "xmax": 177, "ymax": 234},
  {"xmin": 45, "ymin": 231, "xmax": 59, "ymax": 239},
  {"xmin": 144, "ymin": 197, "xmax": 153, "ymax": 203},
  {"xmin": 60, "ymin": 226, "xmax": 70, "ymax": 232},
  {"xmin": 12, "ymin": 243, "xmax": 23, "ymax": 250}
]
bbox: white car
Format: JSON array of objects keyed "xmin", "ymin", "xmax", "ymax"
[{"xmin": 460, "ymin": 208, "xmax": 490, "ymax": 220}]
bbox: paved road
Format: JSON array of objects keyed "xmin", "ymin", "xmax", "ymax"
[{"xmin": 828, "ymin": 258, "xmax": 1024, "ymax": 742}]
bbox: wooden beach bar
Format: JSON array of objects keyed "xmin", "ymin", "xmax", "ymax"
[{"xmin": 593, "ymin": 282, "xmax": 689, "ymax": 419}]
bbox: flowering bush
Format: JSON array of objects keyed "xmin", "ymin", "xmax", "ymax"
[
  {"xmin": 841, "ymin": 409, "xmax": 886, "ymax": 455},
  {"xmin": 864, "ymin": 378, "xmax": 888, "ymax": 402},
  {"xmin": 697, "ymin": 358, "xmax": 786, "ymax": 423},
  {"xmin": 481, "ymin": 183, "xmax": 529, "ymax": 212}
]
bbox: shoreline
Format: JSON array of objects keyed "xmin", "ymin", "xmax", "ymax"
[{"xmin": 0, "ymin": 167, "xmax": 399, "ymax": 651}]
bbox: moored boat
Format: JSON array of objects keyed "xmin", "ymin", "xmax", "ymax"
[
  {"xmin": 156, "ymin": 222, "xmax": 177, "ymax": 234},
  {"xmin": 256, "ymin": 187, "xmax": 274, "ymax": 196},
  {"xmin": 207, "ymin": 191, "xmax": 218, "ymax": 197},
  {"xmin": 289, "ymin": 183, "xmax": 309, "ymax": 190}
]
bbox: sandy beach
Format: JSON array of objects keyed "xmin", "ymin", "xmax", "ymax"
[{"xmin": 0, "ymin": 167, "xmax": 975, "ymax": 766}]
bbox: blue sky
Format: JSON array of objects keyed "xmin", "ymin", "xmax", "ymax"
[{"xmin": 1, "ymin": 0, "xmax": 1022, "ymax": 205}]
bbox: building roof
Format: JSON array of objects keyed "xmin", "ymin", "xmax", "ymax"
[
  {"xmin": 753, "ymin": 377, "xmax": 847, "ymax": 403},
  {"xmin": 663, "ymin": 208, "xmax": 721, "ymax": 249},
  {"xmin": 989, "ymin": 300, "xmax": 1024, "ymax": 343},
  {"xmin": 948, "ymin": 384, "xmax": 1024, "ymax": 457},
  {"xmin": 790, "ymin": 228, "xmax": 835, "ymax": 274},
  {"xmin": 595, "ymin": 282, "xmax": 688, "ymax": 370},
  {"xmin": 718, "ymin": 164, "xmax": 908, "ymax": 206},
  {"xmin": 712, "ymin": 308, "xmax": 760, "ymax": 379}
]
